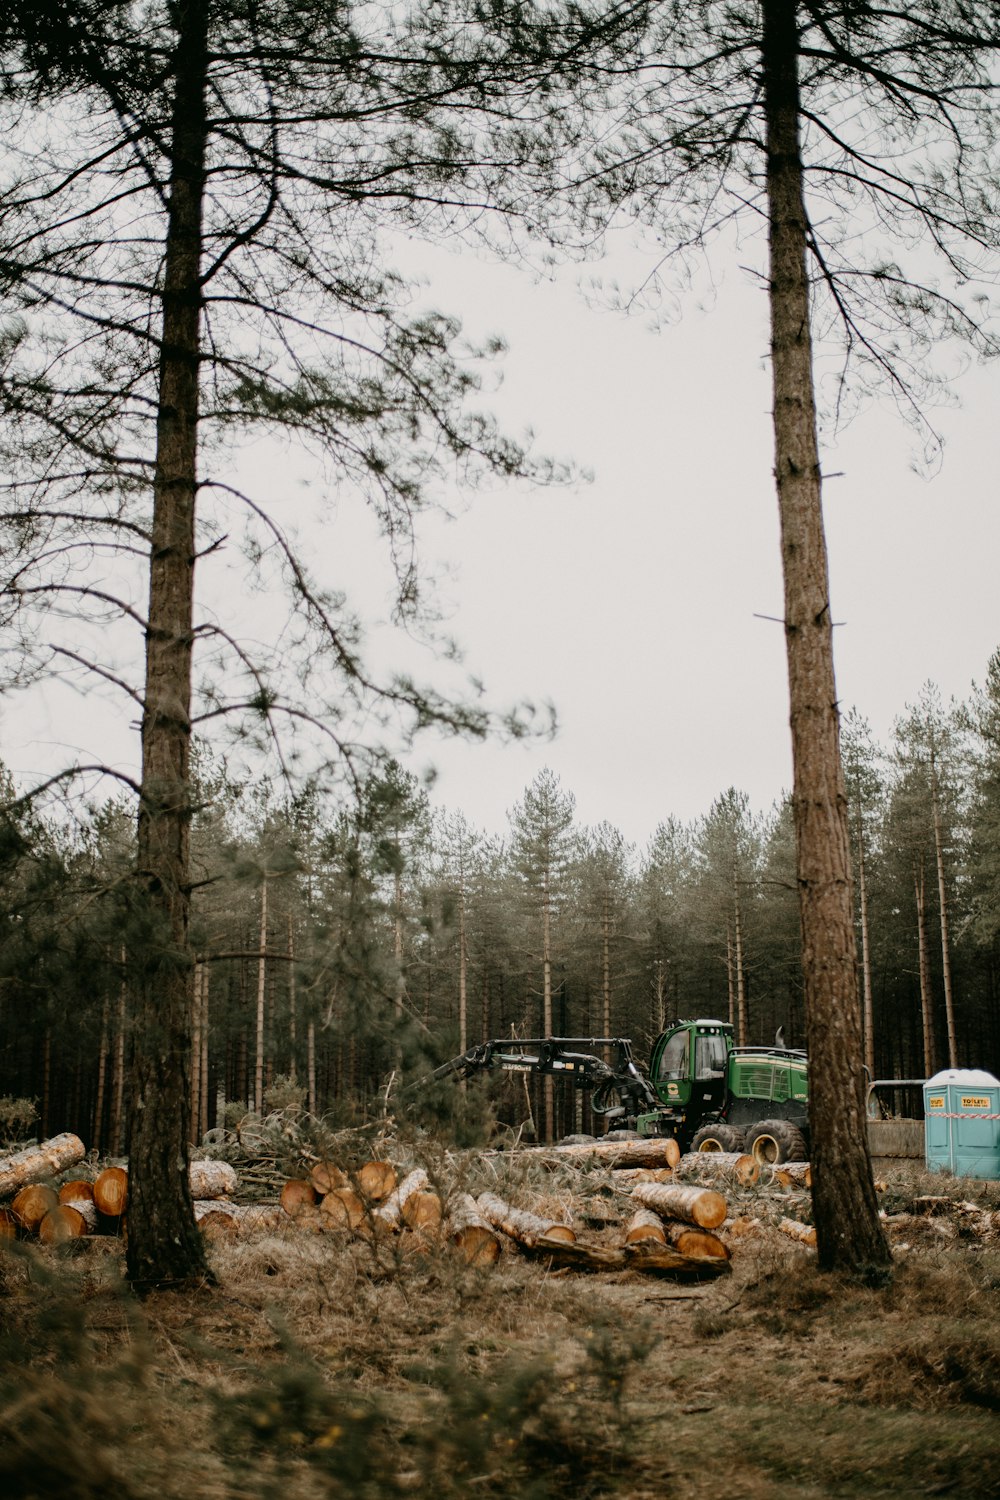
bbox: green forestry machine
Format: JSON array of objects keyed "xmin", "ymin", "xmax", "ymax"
[{"xmin": 432, "ymin": 1018, "xmax": 810, "ymax": 1163}]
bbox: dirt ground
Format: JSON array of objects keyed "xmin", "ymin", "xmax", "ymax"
[{"xmin": 1, "ymin": 1157, "xmax": 998, "ymax": 1500}]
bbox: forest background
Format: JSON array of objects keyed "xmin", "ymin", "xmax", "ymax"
[{"xmin": 3, "ymin": 664, "xmax": 999, "ymax": 1151}]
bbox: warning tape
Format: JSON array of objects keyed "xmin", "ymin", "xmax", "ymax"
[{"xmin": 930, "ymin": 1112, "xmax": 1000, "ymax": 1120}]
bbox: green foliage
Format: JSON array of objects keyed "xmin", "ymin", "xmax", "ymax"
[
  {"xmin": 264, "ymin": 1075, "xmax": 308, "ymax": 1114},
  {"xmin": 0, "ymin": 1094, "xmax": 37, "ymax": 1142}
]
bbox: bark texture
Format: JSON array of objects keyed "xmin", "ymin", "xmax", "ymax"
[
  {"xmin": 762, "ymin": 0, "xmax": 889, "ymax": 1273},
  {"xmin": 127, "ymin": 0, "xmax": 212, "ymax": 1290}
]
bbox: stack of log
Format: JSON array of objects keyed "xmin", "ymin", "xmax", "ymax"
[
  {"xmin": 265, "ymin": 1154, "xmax": 739, "ymax": 1276},
  {"xmin": 0, "ymin": 1132, "xmax": 244, "ymax": 1244},
  {"xmin": 0, "ymin": 1131, "xmax": 823, "ymax": 1268}
]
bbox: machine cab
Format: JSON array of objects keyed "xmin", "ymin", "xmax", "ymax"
[{"xmin": 650, "ymin": 1019, "xmax": 733, "ymax": 1114}]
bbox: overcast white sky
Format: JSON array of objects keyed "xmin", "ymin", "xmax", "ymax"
[
  {"xmin": 398, "ymin": 237, "xmax": 1000, "ymax": 848},
  {"xmin": 5, "ymin": 230, "xmax": 999, "ymax": 851}
]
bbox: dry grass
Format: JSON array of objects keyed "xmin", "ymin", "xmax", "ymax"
[{"xmin": 2, "ymin": 1162, "xmax": 999, "ymax": 1499}]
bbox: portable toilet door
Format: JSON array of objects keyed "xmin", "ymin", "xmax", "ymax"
[{"xmin": 923, "ymin": 1069, "xmax": 1000, "ymax": 1180}]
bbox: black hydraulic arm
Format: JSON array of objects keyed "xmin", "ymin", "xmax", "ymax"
[{"xmin": 429, "ymin": 1037, "xmax": 663, "ymax": 1121}]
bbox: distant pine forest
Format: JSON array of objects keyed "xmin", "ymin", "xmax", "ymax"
[{"xmin": 3, "ymin": 662, "xmax": 1000, "ymax": 1150}]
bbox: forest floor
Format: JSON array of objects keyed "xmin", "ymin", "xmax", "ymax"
[{"xmin": 1, "ymin": 1158, "xmax": 999, "ymax": 1500}]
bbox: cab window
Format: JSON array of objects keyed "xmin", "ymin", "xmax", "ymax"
[
  {"xmin": 695, "ymin": 1033, "xmax": 728, "ymax": 1079},
  {"xmin": 657, "ymin": 1030, "xmax": 690, "ymax": 1082}
]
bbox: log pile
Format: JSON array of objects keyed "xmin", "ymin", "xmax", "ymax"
[
  {"xmin": 0, "ymin": 1129, "xmax": 816, "ymax": 1271},
  {"xmin": 0, "ymin": 1136, "xmax": 245, "ymax": 1246},
  {"xmin": 31, "ymin": 1131, "xmax": 994, "ymax": 1272}
]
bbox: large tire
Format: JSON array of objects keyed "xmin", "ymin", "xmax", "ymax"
[
  {"xmin": 690, "ymin": 1124, "xmax": 746, "ymax": 1154},
  {"xmin": 745, "ymin": 1119, "xmax": 808, "ymax": 1165}
]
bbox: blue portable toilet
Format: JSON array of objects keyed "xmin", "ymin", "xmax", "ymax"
[{"xmin": 924, "ymin": 1069, "xmax": 1000, "ymax": 1180}]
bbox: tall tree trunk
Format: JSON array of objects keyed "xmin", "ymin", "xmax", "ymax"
[
  {"xmin": 653, "ymin": 958, "xmax": 667, "ymax": 1034},
  {"xmin": 725, "ymin": 927, "xmax": 735, "ymax": 1031},
  {"xmin": 930, "ymin": 748, "xmax": 958, "ymax": 1067},
  {"xmin": 190, "ymin": 960, "xmax": 202, "ymax": 1145},
  {"xmin": 127, "ymin": 0, "xmax": 212, "ymax": 1290},
  {"xmin": 255, "ymin": 877, "xmax": 268, "ymax": 1115},
  {"xmin": 915, "ymin": 857, "xmax": 935, "ymax": 1076},
  {"xmin": 458, "ymin": 884, "xmax": 468, "ymax": 1062},
  {"xmin": 111, "ymin": 966, "xmax": 126, "ymax": 1156},
  {"xmin": 542, "ymin": 862, "xmax": 554, "ymax": 1141},
  {"xmin": 199, "ymin": 963, "xmax": 210, "ymax": 1140},
  {"xmin": 94, "ymin": 996, "xmax": 109, "ymax": 1153},
  {"xmin": 762, "ymin": 0, "xmax": 888, "ymax": 1271},
  {"xmin": 602, "ymin": 890, "xmax": 612, "ymax": 1038},
  {"xmin": 855, "ymin": 800, "xmax": 875, "ymax": 1075},
  {"xmin": 41, "ymin": 1025, "xmax": 51, "ymax": 1138},
  {"xmin": 733, "ymin": 883, "xmax": 748, "ymax": 1046},
  {"xmin": 394, "ymin": 870, "xmax": 405, "ymax": 1020},
  {"xmin": 287, "ymin": 912, "xmax": 297, "ymax": 1082},
  {"xmin": 307, "ymin": 1017, "xmax": 317, "ymax": 1116}
]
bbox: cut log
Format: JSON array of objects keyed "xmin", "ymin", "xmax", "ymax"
[
  {"xmin": 309, "ymin": 1160, "xmax": 348, "ymax": 1195},
  {"xmin": 189, "ymin": 1159, "xmax": 239, "ymax": 1200},
  {"xmin": 0, "ymin": 1207, "xmax": 17, "ymax": 1239},
  {"xmin": 57, "ymin": 1198, "xmax": 98, "ymax": 1233},
  {"xmin": 319, "ymin": 1186, "xmax": 366, "ymax": 1231},
  {"xmin": 401, "ymin": 1190, "xmax": 443, "ymax": 1232},
  {"xmin": 374, "ymin": 1168, "xmax": 431, "ymax": 1230},
  {"xmin": 611, "ymin": 1167, "xmax": 675, "ymax": 1188},
  {"xmin": 544, "ymin": 1137, "xmax": 681, "ymax": 1169},
  {"xmin": 0, "ymin": 1133, "xmax": 86, "ymax": 1198},
  {"xmin": 631, "ymin": 1181, "xmax": 727, "ymax": 1230},
  {"xmin": 93, "ymin": 1166, "xmax": 128, "ymax": 1217},
  {"xmin": 476, "ymin": 1192, "xmax": 576, "ymax": 1246},
  {"xmin": 675, "ymin": 1152, "xmax": 760, "ymax": 1187},
  {"xmin": 778, "ymin": 1217, "xmax": 817, "ymax": 1248},
  {"xmin": 356, "ymin": 1160, "xmax": 397, "ymax": 1204},
  {"xmin": 12, "ymin": 1183, "xmax": 59, "ymax": 1232},
  {"xmin": 624, "ymin": 1208, "xmax": 668, "ymax": 1246},
  {"xmin": 523, "ymin": 1237, "xmax": 627, "ymax": 1271},
  {"xmin": 193, "ymin": 1201, "xmax": 285, "ymax": 1233},
  {"xmin": 624, "ymin": 1241, "xmax": 730, "ymax": 1278},
  {"xmin": 447, "ymin": 1195, "xmax": 502, "ymax": 1266},
  {"xmin": 38, "ymin": 1204, "xmax": 93, "ymax": 1243},
  {"xmin": 659, "ymin": 1222, "xmax": 731, "ymax": 1261},
  {"xmin": 58, "ymin": 1180, "xmax": 95, "ymax": 1204},
  {"xmin": 196, "ymin": 1209, "xmax": 238, "ymax": 1242},
  {"xmin": 769, "ymin": 1161, "xmax": 812, "ymax": 1189},
  {"xmin": 280, "ymin": 1179, "xmax": 318, "ymax": 1217}
]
